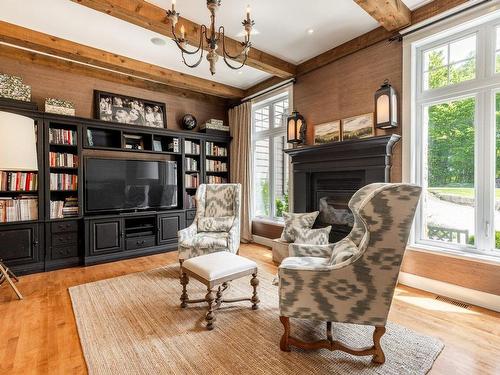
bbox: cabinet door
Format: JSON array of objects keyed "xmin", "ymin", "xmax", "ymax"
[
  {"xmin": 158, "ymin": 213, "xmax": 183, "ymax": 245},
  {"xmin": 0, "ymin": 224, "xmax": 40, "ymax": 267},
  {"xmin": 89, "ymin": 218, "xmax": 124, "ymax": 254}
]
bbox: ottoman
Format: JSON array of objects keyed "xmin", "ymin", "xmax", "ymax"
[{"xmin": 180, "ymin": 252, "xmax": 260, "ymax": 330}]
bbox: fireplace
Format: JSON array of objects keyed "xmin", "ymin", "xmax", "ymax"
[{"xmin": 284, "ymin": 134, "xmax": 400, "ymax": 242}]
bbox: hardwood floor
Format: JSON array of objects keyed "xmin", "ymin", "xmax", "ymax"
[{"xmin": 1, "ymin": 243, "xmax": 499, "ymax": 375}]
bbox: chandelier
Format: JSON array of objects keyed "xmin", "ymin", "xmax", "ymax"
[{"xmin": 166, "ymin": 0, "xmax": 254, "ymax": 75}]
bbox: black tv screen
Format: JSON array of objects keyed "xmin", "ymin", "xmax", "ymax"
[{"xmin": 85, "ymin": 158, "xmax": 178, "ymax": 213}]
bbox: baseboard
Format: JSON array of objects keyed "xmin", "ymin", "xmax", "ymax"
[
  {"xmin": 398, "ymin": 271, "xmax": 500, "ymax": 312},
  {"xmin": 252, "ymin": 235, "xmax": 274, "ymax": 248}
]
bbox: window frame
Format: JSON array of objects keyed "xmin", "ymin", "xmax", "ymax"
[
  {"xmin": 406, "ymin": 10, "xmax": 500, "ymax": 260},
  {"xmin": 251, "ymin": 89, "xmax": 291, "ymax": 222}
]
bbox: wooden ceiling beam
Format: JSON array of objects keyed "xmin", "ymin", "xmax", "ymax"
[
  {"xmin": 0, "ymin": 44, "xmax": 227, "ymax": 105},
  {"xmin": 70, "ymin": 0, "xmax": 296, "ymax": 78},
  {"xmin": 0, "ymin": 21, "xmax": 244, "ymax": 98},
  {"xmin": 354, "ymin": 0, "xmax": 411, "ymax": 31}
]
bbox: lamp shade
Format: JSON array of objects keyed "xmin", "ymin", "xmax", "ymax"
[
  {"xmin": 374, "ymin": 80, "xmax": 398, "ymax": 130},
  {"xmin": 0, "ymin": 111, "xmax": 38, "ymax": 171}
]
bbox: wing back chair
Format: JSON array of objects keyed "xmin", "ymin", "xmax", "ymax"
[
  {"xmin": 178, "ymin": 184, "xmax": 241, "ymax": 264},
  {"xmin": 278, "ymin": 183, "xmax": 421, "ymax": 364}
]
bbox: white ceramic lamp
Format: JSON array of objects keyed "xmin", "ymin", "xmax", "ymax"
[{"xmin": 0, "ymin": 111, "xmax": 38, "ymax": 171}]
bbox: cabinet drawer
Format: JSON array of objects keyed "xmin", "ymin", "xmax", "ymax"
[
  {"xmin": 51, "ymin": 245, "xmax": 78, "ymax": 259},
  {"xmin": 51, "ymin": 221, "xmax": 78, "ymax": 233},
  {"xmin": 126, "ymin": 236, "xmax": 156, "ymax": 251},
  {"xmin": 52, "ymin": 232, "xmax": 78, "ymax": 246}
]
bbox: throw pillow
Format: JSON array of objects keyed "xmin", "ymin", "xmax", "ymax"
[
  {"xmin": 280, "ymin": 211, "xmax": 319, "ymax": 242},
  {"xmin": 293, "ymin": 226, "xmax": 331, "ymax": 245},
  {"xmin": 198, "ymin": 216, "xmax": 234, "ymax": 232},
  {"xmin": 329, "ymin": 237, "xmax": 357, "ymax": 265}
]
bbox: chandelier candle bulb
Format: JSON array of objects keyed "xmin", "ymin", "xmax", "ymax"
[
  {"xmin": 246, "ymin": 5, "xmax": 251, "ymax": 21},
  {"xmin": 172, "ymin": 0, "xmax": 176, "ymax": 11}
]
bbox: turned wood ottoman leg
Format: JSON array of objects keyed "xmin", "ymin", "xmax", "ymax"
[
  {"xmin": 180, "ymin": 271, "xmax": 189, "ymax": 308},
  {"xmin": 250, "ymin": 273, "xmax": 260, "ymax": 310},
  {"xmin": 205, "ymin": 288, "xmax": 216, "ymax": 330}
]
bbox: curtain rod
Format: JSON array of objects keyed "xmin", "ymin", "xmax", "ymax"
[
  {"xmin": 240, "ymin": 78, "xmax": 296, "ymax": 104},
  {"xmin": 390, "ymin": 0, "xmax": 493, "ymax": 42}
]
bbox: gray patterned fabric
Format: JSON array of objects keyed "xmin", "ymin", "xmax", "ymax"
[
  {"xmin": 178, "ymin": 184, "xmax": 241, "ymax": 261},
  {"xmin": 280, "ymin": 211, "xmax": 319, "ymax": 242},
  {"xmin": 293, "ymin": 226, "xmax": 331, "ymax": 245},
  {"xmin": 198, "ymin": 216, "xmax": 235, "ymax": 232},
  {"xmin": 279, "ymin": 183, "xmax": 421, "ymax": 326}
]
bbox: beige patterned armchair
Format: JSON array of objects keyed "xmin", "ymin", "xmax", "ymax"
[
  {"xmin": 278, "ymin": 183, "xmax": 421, "ymax": 364},
  {"xmin": 178, "ymin": 184, "xmax": 241, "ymax": 263}
]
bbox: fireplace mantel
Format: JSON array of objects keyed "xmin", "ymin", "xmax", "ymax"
[{"xmin": 285, "ymin": 134, "xmax": 401, "ymax": 241}]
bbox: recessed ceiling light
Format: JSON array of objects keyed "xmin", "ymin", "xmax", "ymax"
[
  {"xmin": 151, "ymin": 37, "xmax": 167, "ymax": 46},
  {"xmin": 307, "ymin": 28, "xmax": 314, "ymax": 35}
]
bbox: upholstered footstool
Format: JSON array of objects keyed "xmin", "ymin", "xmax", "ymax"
[{"xmin": 180, "ymin": 252, "xmax": 260, "ymax": 330}]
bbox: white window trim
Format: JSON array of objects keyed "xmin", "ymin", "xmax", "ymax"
[
  {"xmin": 403, "ymin": 2, "xmax": 500, "ymax": 262},
  {"xmin": 251, "ymin": 86, "xmax": 292, "ymax": 223}
]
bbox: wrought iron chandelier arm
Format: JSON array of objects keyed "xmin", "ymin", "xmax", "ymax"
[
  {"xmin": 171, "ymin": 24, "xmax": 207, "ymax": 55},
  {"xmin": 218, "ymin": 26, "xmax": 251, "ymax": 61}
]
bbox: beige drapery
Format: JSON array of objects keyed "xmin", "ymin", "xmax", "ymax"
[{"xmin": 229, "ymin": 102, "xmax": 253, "ymax": 243}]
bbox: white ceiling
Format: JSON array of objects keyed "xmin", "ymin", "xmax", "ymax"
[{"xmin": 0, "ymin": 0, "xmax": 430, "ymax": 90}]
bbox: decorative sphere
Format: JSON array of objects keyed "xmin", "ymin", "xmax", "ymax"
[{"xmin": 182, "ymin": 114, "xmax": 197, "ymax": 130}]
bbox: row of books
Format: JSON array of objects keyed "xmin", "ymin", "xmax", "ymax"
[
  {"xmin": 168, "ymin": 138, "xmax": 180, "ymax": 153},
  {"xmin": 185, "ymin": 140, "xmax": 200, "ymax": 155},
  {"xmin": 185, "ymin": 157, "xmax": 199, "ymax": 171},
  {"xmin": 185, "ymin": 174, "xmax": 199, "ymax": 189},
  {"xmin": 49, "ymin": 152, "xmax": 79, "ymax": 168},
  {"xmin": 49, "ymin": 128, "xmax": 77, "ymax": 145},
  {"xmin": 0, "ymin": 197, "xmax": 38, "ymax": 223},
  {"xmin": 50, "ymin": 197, "xmax": 79, "ymax": 219},
  {"xmin": 0, "ymin": 171, "xmax": 38, "ymax": 192},
  {"xmin": 50, "ymin": 173, "xmax": 78, "ymax": 191},
  {"xmin": 206, "ymin": 176, "xmax": 228, "ymax": 184},
  {"xmin": 206, "ymin": 160, "xmax": 228, "ymax": 172},
  {"xmin": 206, "ymin": 142, "xmax": 228, "ymax": 157},
  {"xmin": 184, "ymin": 193, "xmax": 196, "ymax": 209}
]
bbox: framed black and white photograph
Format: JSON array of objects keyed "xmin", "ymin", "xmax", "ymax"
[
  {"xmin": 153, "ymin": 140, "xmax": 163, "ymax": 152},
  {"xmin": 314, "ymin": 120, "xmax": 341, "ymax": 144},
  {"xmin": 94, "ymin": 90, "xmax": 167, "ymax": 128},
  {"xmin": 341, "ymin": 113, "xmax": 375, "ymax": 141}
]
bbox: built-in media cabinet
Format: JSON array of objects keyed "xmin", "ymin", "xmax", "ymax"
[{"xmin": 0, "ymin": 100, "xmax": 230, "ymax": 274}]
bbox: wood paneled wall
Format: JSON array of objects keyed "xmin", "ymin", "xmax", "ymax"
[
  {"xmin": 294, "ymin": 39, "xmax": 402, "ymax": 182},
  {"xmin": 0, "ymin": 54, "xmax": 228, "ymax": 131}
]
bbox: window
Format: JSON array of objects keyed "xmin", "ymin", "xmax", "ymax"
[
  {"xmin": 252, "ymin": 91, "xmax": 290, "ymax": 221},
  {"xmin": 408, "ymin": 14, "xmax": 500, "ymax": 257}
]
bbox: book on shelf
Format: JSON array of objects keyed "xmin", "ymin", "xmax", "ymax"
[
  {"xmin": 49, "ymin": 152, "xmax": 78, "ymax": 168},
  {"xmin": 49, "ymin": 128, "xmax": 77, "ymax": 146},
  {"xmin": 50, "ymin": 173, "xmax": 78, "ymax": 191},
  {"xmin": 185, "ymin": 157, "xmax": 198, "ymax": 171},
  {"xmin": 206, "ymin": 160, "xmax": 227, "ymax": 172},
  {"xmin": 0, "ymin": 171, "xmax": 38, "ymax": 191},
  {"xmin": 185, "ymin": 174, "xmax": 199, "ymax": 189},
  {"xmin": 0, "ymin": 196, "xmax": 38, "ymax": 223},
  {"xmin": 184, "ymin": 140, "xmax": 200, "ymax": 155},
  {"xmin": 206, "ymin": 142, "xmax": 228, "ymax": 156},
  {"xmin": 184, "ymin": 193, "xmax": 196, "ymax": 209},
  {"xmin": 168, "ymin": 138, "xmax": 180, "ymax": 153},
  {"xmin": 206, "ymin": 175, "xmax": 228, "ymax": 184},
  {"xmin": 50, "ymin": 196, "xmax": 79, "ymax": 219}
]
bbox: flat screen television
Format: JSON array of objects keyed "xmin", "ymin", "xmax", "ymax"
[{"xmin": 85, "ymin": 158, "xmax": 178, "ymax": 213}]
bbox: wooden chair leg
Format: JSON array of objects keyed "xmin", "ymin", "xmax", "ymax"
[
  {"xmin": 372, "ymin": 326, "xmax": 386, "ymax": 364},
  {"xmin": 0, "ymin": 262, "xmax": 22, "ymax": 300},
  {"xmin": 250, "ymin": 273, "xmax": 259, "ymax": 310},
  {"xmin": 205, "ymin": 288, "xmax": 215, "ymax": 330},
  {"xmin": 180, "ymin": 271, "xmax": 189, "ymax": 308},
  {"xmin": 279, "ymin": 316, "xmax": 291, "ymax": 352}
]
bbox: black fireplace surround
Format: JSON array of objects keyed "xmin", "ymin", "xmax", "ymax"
[{"xmin": 284, "ymin": 134, "xmax": 400, "ymax": 242}]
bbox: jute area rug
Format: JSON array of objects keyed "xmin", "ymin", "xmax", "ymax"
[{"xmin": 69, "ymin": 264, "xmax": 443, "ymax": 375}]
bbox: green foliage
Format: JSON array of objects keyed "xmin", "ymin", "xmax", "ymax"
[
  {"xmin": 467, "ymin": 232, "xmax": 500, "ymax": 248},
  {"xmin": 426, "ymin": 52, "xmax": 476, "ymax": 187},
  {"xmin": 275, "ymin": 193, "xmax": 289, "ymax": 218},
  {"xmin": 260, "ymin": 180, "xmax": 270, "ymax": 216}
]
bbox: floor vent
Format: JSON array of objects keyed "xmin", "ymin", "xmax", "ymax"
[{"xmin": 435, "ymin": 295, "xmax": 470, "ymax": 309}]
